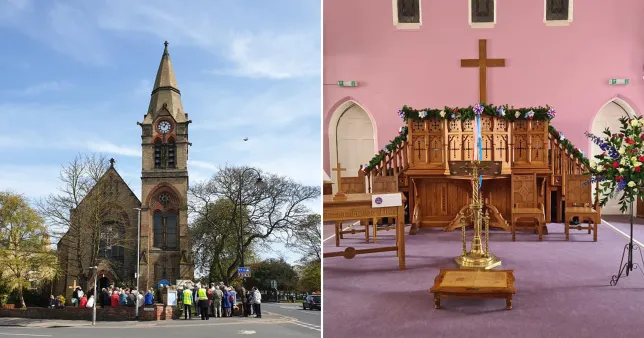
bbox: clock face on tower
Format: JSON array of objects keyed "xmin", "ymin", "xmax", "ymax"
[{"xmin": 157, "ymin": 121, "xmax": 172, "ymax": 134}]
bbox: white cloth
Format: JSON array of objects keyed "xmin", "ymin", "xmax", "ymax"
[
  {"xmin": 77, "ymin": 290, "xmax": 84, "ymax": 298},
  {"xmin": 86, "ymin": 296, "xmax": 94, "ymax": 308},
  {"xmin": 253, "ymin": 290, "xmax": 261, "ymax": 304}
]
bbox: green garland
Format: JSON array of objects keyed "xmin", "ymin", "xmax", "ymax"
[
  {"xmin": 399, "ymin": 103, "xmax": 556, "ymax": 122},
  {"xmin": 548, "ymin": 125, "xmax": 590, "ymax": 167},
  {"xmin": 362, "ymin": 122, "xmax": 590, "ymax": 173}
]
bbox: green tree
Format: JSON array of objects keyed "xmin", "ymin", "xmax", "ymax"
[
  {"xmin": 297, "ymin": 260, "xmax": 321, "ymax": 293},
  {"xmin": 190, "ymin": 199, "xmax": 258, "ymax": 284},
  {"xmin": 0, "ymin": 192, "xmax": 58, "ymax": 308},
  {"xmin": 189, "ymin": 166, "xmax": 319, "ymax": 283},
  {"xmin": 246, "ymin": 258, "xmax": 298, "ymax": 292}
]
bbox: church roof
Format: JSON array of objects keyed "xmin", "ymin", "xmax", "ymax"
[{"xmin": 143, "ymin": 41, "xmax": 188, "ymax": 124}]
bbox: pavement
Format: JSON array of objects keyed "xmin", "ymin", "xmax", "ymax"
[{"xmin": 0, "ymin": 302, "xmax": 321, "ymax": 337}]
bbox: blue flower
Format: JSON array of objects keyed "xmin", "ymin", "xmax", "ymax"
[{"xmin": 473, "ymin": 103, "xmax": 484, "ymax": 115}]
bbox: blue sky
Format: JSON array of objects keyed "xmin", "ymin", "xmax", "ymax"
[{"xmin": 0, "ymin": 0, "xmax": 321, "ymax": 263}]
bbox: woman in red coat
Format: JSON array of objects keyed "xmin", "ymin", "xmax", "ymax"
[
  {"xmin": 111, "ymin": 291, "xmax": 120, "ymax": 307},
  {"xmin": 79, "ymin": 295, "xmax": 88, "ymax": 308}
]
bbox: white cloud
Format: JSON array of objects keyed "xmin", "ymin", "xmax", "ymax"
[
  {"xmin": 210, "ymin": 31, "xmax": 320, "ymax": 79},
  {"xmin": 0, "ymin": 164, "xmax": 62, "ymax": 201},
  {"xmin": 0, "ymin": 1, "xmax": 319, "ymax": 78},
  {"xmin": 85, "ymin": 141, "xmax": 140, "ymax": 157},
  {"xmin": 188, "ymin": 160, "xmax": 218, "ymax": 171},
  {"xmin": 8, "ymin": 81, "xmax": 72, "ymax": 96}
]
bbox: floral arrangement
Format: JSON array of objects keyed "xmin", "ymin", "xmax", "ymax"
[
  {"xmin": 398, "ymin": 103, "xmax": 556, "ymax": 122},
  {"xmin": 584, "ymin": 115, "xmax": 644, "ymax": 213}
]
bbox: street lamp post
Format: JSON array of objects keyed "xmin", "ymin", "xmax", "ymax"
[
  {"xmin": 134, "ymin": 208, "xmax": 142, "ymax": 320},
  {"xmin": 90, "ymin": 266, "xmax": 98, "ymax": 325},
  {"xmin": 238, "ymin": 168, "xmax": 265, "ymax": 270}
]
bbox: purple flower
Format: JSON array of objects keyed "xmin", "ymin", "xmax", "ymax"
[
  {"xmin": 397, "ymin": 109, "xmax": 405, "ymax": 119},
  {"xmin": 473, "ymin": 103, "xmax": 484, "ymax": 115},
  {"xmin": 547, "ymin": 107, "xmax": 556, "ymax": 119}
]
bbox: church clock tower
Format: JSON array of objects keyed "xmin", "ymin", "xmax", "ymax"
[{"xmin": 138, "ymin": 41, "xmax": 194, "ymax": 289}]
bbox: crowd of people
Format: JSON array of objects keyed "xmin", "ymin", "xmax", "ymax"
[
  {"xmin": 179, "ymin": 282, "xmax": 262, "ymax": 320},
  {"xmin": 50, "ymin": 282, "xmax": 263, "ymax": 321}
]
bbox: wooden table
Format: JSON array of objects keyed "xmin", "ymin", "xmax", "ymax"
[
  {"xmin": 323, "ymin": 193, "xmax": 406, "ymax": 270},
  {"xmin": 429, "ymin": 269, "xmax": 516, "ymax": 310}
]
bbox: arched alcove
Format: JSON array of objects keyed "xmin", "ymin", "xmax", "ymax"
[{"xmin": 327, "ymin": 100, "xmax": 376, "ymax": 193}]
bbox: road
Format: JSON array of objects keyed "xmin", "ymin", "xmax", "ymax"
[{"xmin": 0, "ymin": 303, "xmax": 320, "ymax": 338}]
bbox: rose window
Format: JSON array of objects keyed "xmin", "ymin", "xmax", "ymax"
[{"xmin": 158, "ymin": 193, "xmax": 171, "ymax": 205}]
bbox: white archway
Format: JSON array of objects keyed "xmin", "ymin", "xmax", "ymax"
[
  {"xmin": 591, "ymin": 98, "xmax": 635, "ymax": 215},
  {"xmin": 328, "ymin": 100, "xmax": 376, "ymax": 193}
]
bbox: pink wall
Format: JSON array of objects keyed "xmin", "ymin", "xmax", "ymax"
[{"xmin": 323, "ymin": 0, "xmax": 644, "ymax": 173}]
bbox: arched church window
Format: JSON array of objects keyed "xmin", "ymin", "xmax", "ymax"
[
  {"xmin": 99, "ymin": 220, "xmax": 125, "ymax": 264},
  {"xmin": 168, "ymin": 139, "xmax": 176, "ymax": 168},
  {"xmin": 470, "ymin": 0, "xmax": 495, "ymax": 24},
  {"xmin": 397, "ymin": 0, "xmax": 420, "ymax": 23},
  {"xmin": 545, "ymin": 0, "xmax": 571, "ymax": 22},
  {"xmin": 154, "ymin": 139, "xmax": 162, "ymax": 168},
  {"xmin": 152, "ymin": 206, "xmax": 179, "ymax": 250},
  {"xmin": 153, "ymin": 211, "xmax": 164, "ymax": 248}
]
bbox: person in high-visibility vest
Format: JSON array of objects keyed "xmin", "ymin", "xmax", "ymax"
[
  {"xmin": 197, "ymin": 285, "xmax": 209, "ymax": 320},
  {"xmin": 182, "ymin": 287, "xmax": 193, "ymax": 320}
]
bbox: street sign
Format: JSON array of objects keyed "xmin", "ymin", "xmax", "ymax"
[
  {"xmin": 609, "ymin": 78, "xmax": 629, "ymax": 85},
  {"xmin": 238, "ymin": 267, "xmax": 251, "ymax": 278},
  {"xmin": 270, "ymin": 279, "xmax": 277, "ymax": 289}
]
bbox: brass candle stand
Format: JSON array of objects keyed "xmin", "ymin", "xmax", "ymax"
[{"xmin": 449, "ymin": 161, "xmax": 502, "ymax": 270}]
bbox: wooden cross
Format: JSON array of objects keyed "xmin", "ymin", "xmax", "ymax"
[
  {"xmin": 68, "ymin": 280, "xmax": 78, "ymax": 290},
  {"xmin": 461, "ymin": 39, "xmax": 506, "ymax": 103},
  {"xmin": 516, "ymin": 139, "xmax": 527, "ymax": 157},
  {"xmin": 416, "ymin": 139, "xmax": 425, "ymax": 159},
  {"xmin": 332, "ymin": 163, "xmax": 347, "ymax": 200},
  {"xmin": 482, "ymin": 138, "xmax": 493, "ymax": 158},
  {"xmin": 431, "ymin": 140, "xmax": 441, "ymax": 159}
]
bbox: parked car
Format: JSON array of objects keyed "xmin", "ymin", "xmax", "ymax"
[{"xmin": 303, "ymin": 295, "xmax": 321, "ymax": 310}]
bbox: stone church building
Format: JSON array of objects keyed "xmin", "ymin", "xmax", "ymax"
[{"xmin": 55, "ymin": 42, "xmax": 195, "ymax": 298}]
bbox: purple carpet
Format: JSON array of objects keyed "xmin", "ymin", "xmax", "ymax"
[{"xmin": 323, "ymin": 218, "xmax": 644, "ymax": 338}]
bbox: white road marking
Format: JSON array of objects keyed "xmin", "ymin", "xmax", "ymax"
[
  {"xmin": 0, "ymin": 334, "xmax": 53, "ymax": 337},
  {"xmin": 323, "ymin": 221, "xmax": 360, "ymax": 242},
  {"xmin": 289, "ymin": 320, "xmax": 321, "ymax": 332},
  {"xmin": 602, "ymin": 219, "xmax": 644, "ymax": 246},
  {"xmin": 238, "ymin": 330, "xmax": 256, "ymax": 334}
]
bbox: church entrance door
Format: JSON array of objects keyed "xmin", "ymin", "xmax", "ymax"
[
  {"xmin": 332, "ymin": 103, "xmax": 375, "ymax": 193},
  {"xmin": 591, "ymin": 99, "xmax": 635, "ymax": 215}
]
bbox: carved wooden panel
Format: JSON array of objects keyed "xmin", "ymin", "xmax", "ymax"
[
  {"xmin": 511, "ymin": 174, "xmax": 537, "ymax": 207},
  {"xmin": 565, "ymin": 175, "xmax": 592, "ymax": 206},
  {"xmin": 462, "ymin": 119, "xmax": 474, "ymax": 132},
  {"xmin": 411, "ymin": 136, "xmax": 427, "ymax": 163},
  {"xmin": 512, "ymin": 119, "xmax": 549, "ymax": 168},
  {"xmin": 546, "ymin": 0, "xmax": 569, "ymax": 21},
  {"xmin": 416, "ymin": 178, "xmax": 511, "ymax": 226},
  {"xmin": 471, "ymin": 0, "xmax": 494, "ymax": 23},
  {"xmin": 481, "ymin": 135, "xmax": 494, "ymax": 161},
  {"xmin": 481, "ymin": 115, "xmax": 493, "ymax": 132},
  {"xmin": 462, "ymin": 135, "xmax": 475, "ymax": 161},
  {"xmin": 531, "ymin": 135, "xmax": 546, "ymax": 162},
  {"xmin": 448, "ymin": 135, "xmax": 462, "ymax": 161},
  {"xmin": 428, "ymin": 119, "xmax": 442, "ymax": 133},
  {"xmin": 428, "ymin": 136, "xmax": 443, "ymax": 163},
  {"xmin": 372, "ymin": 175, "xmax": 398, "ymax": 194},
  {"xmin": 448, "ymin": 119, "xmax": 461, "ymax": 132},
  {"xmin": 412, "ymin": 120, "xmax": 425, "ymax": 133},
  {"xmin": 340, "ymin": 177, "xmax": 366, "ymax": 194}
]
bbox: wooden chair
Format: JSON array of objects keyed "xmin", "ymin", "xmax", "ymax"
[
  {"xmin": 564, "ymin": 175, "xmax": 600, "ymax": 241},
  {"xmin": 511, "ymin": 174, "xmax": 545, "ymax": 241},
  {"xmin": 370, "ymin": 175, "xmax": 399, "ymax": 243},
  {"xmin": 333, "ymin": 169, "xmax": 368, "ymax": 246}
]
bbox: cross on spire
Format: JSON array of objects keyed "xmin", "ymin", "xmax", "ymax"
[
  {"xmin": 109, "ymin": 158, "xmax": 115, "ymax": 167},
  {"xmin": 164, "ymin": 40, "xmax": 169, "ymax": 48}
]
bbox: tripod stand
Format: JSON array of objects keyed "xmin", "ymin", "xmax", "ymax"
[{"xmin": 610, "ymin": 199, "xmax": 644, "ymax": 285}]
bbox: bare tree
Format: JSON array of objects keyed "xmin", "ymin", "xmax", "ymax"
[
  {"xmin": 288, "ymin": 214, "xmax": 321, "ymax": 263},
  {"xmin": 37, "ymin": 154, "xmax": 133, "ymax": 287},
  {"xmin": 189, "ymin": 166, "xmax": 320, "ymax": 283}
]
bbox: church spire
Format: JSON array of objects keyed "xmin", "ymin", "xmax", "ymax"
[
  {"xmin": 152, "ymin": 41, "xmax": 180, "ymax": 95},
  {"xmin": 145, "ymin": 41, "xmax": 187, "ymax": 123}
]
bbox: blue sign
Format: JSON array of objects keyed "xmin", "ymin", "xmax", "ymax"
[
  {"xmin": 157, "ymin": 279, "xmax": 169, "ymax": 288},
  {"xmin": 238, "ymin": 267, "xmax": 251, "ymax": 278}
]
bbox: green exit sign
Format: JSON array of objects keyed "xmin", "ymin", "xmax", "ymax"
[
  {"xmin": 338, "ymin": 81, "xmax": 358, "ymax": 87},
  {"xmin": 609, "ymin": 78, "xmax": 629, "ymax": 85}
]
